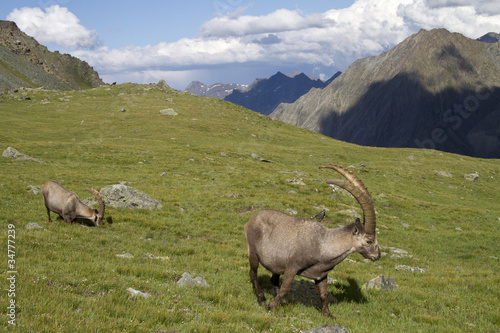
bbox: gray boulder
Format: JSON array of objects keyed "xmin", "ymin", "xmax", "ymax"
[
  {"xmin": 3, "ymin": 147, "xmax": 43, "ymax": 163},
  {"xmin": 84, "ymin": 184, "xmax": 162, "ymax": 210},
  {"xmin": 177, "ymin": 272, "xmax": 209, "ymax": 287},
  {"xmin": 361, "ymin": 274, "xmax": 398, "ymax": 291},
  {"xmin": 25, "ymin": 222, "xmax": 43, "ymax": 230},
  {"xmin": 464, "ymin": 172, "xmax": 479, "ymax": 182}
]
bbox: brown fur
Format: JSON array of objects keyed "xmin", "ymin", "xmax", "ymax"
[
  {"xmin": 244, "ymin": 165, "xmax": 380, "ymax": 318},
  {"xmin": 41, "ymin": 181, "xmax": 105, "ymax": 226}
]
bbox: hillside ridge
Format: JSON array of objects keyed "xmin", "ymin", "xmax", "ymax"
[{"xmin": 0, "ymin": 20, "xmax": 104, "ymax": 91}]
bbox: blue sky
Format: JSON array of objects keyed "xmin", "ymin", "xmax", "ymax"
[{"xmin": 2, "ymin": 0, "xmax": 500, "ymax": 89}]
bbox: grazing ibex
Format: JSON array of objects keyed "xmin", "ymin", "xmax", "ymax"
[
  {"xmin": 244, "ymin": 164, "xmax": 380, "ymax": 318},
  {"xmin": 41, "ymin": 181, "xmax": 105, "ymax": 226}
]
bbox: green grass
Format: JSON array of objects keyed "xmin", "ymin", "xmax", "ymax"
[{"xmin": 1, "ymin": 84, "xmax": 499, "ymax": 332}]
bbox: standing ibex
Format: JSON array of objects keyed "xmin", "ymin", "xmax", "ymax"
[
  {"xmin": 41, "ymin": 181, "xmax": 106, "ymax": 226},
  {"xmin": 244, "ymin": 164, "xmax": 380, "ymax": 318}
]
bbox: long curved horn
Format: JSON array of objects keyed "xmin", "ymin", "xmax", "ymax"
[
  {"xmin": 320, "ymin": 164, "xmax": 376, "ymax": 235},
  {"xmin": 85, "ymin": 188, "xmax": 105, "ymax": 221}
]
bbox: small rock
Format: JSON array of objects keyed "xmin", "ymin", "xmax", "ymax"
[
  {"xmin": 400, "ymin": 222, "xmax": 410, "ymax": 228},
  {"xmin": 434, "ymin": 170, "xmax": 452, "ymax": 177},
  {"xmin": 2, "ymin": 147, "xmax": 44, "ymax": 163},
  {"xmin": 287, "ymin": 178, "xmax": 306, "ymax": 186},
  {"xmin": 177, "ymin": 272, "xmax": 209, "ymax": 287},
  {"xmin": 159, "ymin": 108, "xmax": 178, "ymax": 116},
  {"xmin": 395, "ymin": 265, "xmax": 426, "ymax": 273},
  {"xmin": 27, "ymin": 185, "xmax": 41, "ymax": 194},
  {"xmin": 142, "ymin": 252, "xmax": 170, "ymax": 261},
  {"xmin": 116, "ymin": 253, "xmax": 134, "ymax": 259},
  {"xmin": 119, "ymin": 108, "xmax": 126, "ymax": 112},
  {"xmin": 464, "ymin": 172, "xmax": 479, "ymax": 182},
  {"xmin": 126, "ymin": 288, "xmax": 149, "ymax": 299},
  {"xmin": 285, "ymin": 208, "xmax": 298, "ymax": 215},
  {"xmin": 251, "ymin": 153, "xmax": 273, "ymax": 163},
  {"xmin": 25, "ymin": 222, "xmax": 43, "ymax": 230},
  {"xmin": 361, "ymin": 274, "xmax": 398, "ymax": 291},
  {"xmin": 305, "ymin": 324, "xmax": 350, "ymax": 333},
  {"xmin": 156, "ymin": 79, "xmax": 170, "ymax": 89},
  {"xmin": 336, "ymin": 209, "xmax": 361, "ymax": 219},
  {"xmin": 406, "ymin": 155, "xmax": 416, "ymax": 160}
]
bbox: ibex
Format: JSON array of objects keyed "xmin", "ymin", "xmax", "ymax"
[
  {"xmin": 244, "ymin": 164, "xmax": 380, "ymax": 318},
  {"xmin": 41, "ymin": 181, "xmax": 106, "ymax": 226}
]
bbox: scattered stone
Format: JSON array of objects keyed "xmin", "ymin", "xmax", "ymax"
[
  {"xmin": 251, "ymin": 153, "xmax": 273, "ymax": 163},
  {"xmin": 126, "ymin": 288, "xmax": 150, "ymax": 299},
  {"xmin": 400, "ymin": 222, "xmax": 410, "ymax": 228},
  {"xmin": 220, "ymin": 193, "xmax": 244, "ymax": 198},
  {"xmin": 116, "ymin": 253, "xmax": 134, "ymax": 259},
  {"xmin": 381, "ymin": 246, "xmax": 413, "ymax": 259},
  {"xmin": 305, "ymin": 324, "xmax": 350, "ymax": 333},
  {"xmin": 83, "ymin": 184, "xmax": 162, "ymax": 210},
  {"xmin": 159, "ymin": 108, "xmax": 178, "ymax": 116},
  {"xmin": 119, "ymin": 108, "xmax": 126, "ymax": 112},
  {"xmin": 285, "ymin": 208, "xmax": 298, "ymax": 215},
  {"xmin": 464, "ymin": 172, "xmax": 479, "ymax": 182},
  {"xmin": 395, "ymin": 265, "xmax": 426, "ymax": 273},
  {"xmin": 287, "ymin": 178, "xmax": 306, "ymax": 186},
  {"xmin": 406, "ymin": 155, "xmax": 416, "ymax": 160},
  {"xmin": 142, "ymin": 252, "xmax": 170, "ymax": 261},
  {"xmin": 220, "ymin": 152, "xmax": 231, "ymax": 157},
  {"xmin": 455, "ymin": 227, "xmax": 463, "ymax": 231},
  {"xmin": 156, "ymin": 79, "xmax": 170, "ymax": 90},
  {"xmin": 361, "ymin": 274, "xmax": 397, "ymax": 291},
  {"xmin": 434, "ymin": 170, "xmax": 452, "ymax": 177},
  {"xmin": 2, "ymin": 147, "xmax": 44, "ymax": 163},
  {"xmin": 27, "ymin": 185, "xmax": 41, "ymax": 195},
  {"xmin": 25, "ymin": 222, "xmax": 43, "ymax": 230},
  {"xmin": 335, "ymin": 209, "xmax": 361, "ymax": 219},
  {"xmin": 177, "ymin": 272, "xmax": 209, "ymax": 287}
]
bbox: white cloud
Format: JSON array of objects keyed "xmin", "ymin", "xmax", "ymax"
[
  {"xmin": 8, "ymin": 1, "xmax": 500, "ymax": 88},
  {"xmin": 7, "ymin": 5, "xmax": 99, "ymax": 49}
]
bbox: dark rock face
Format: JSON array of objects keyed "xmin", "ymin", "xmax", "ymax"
[
  {"xmin": 272, "ymin": 29, "xmax": 500, "ymax": 158},
  {"xmin": 0, "ymin": 20, "xmax": 104, "ymax": 91},
  {"xmin": 224, "ymin": 71, "xmax": 340, "ymax": 115}
]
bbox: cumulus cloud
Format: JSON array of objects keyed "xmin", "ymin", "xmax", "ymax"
[
  {"xmin": 7, "ymin": 5, "xmax": 99, "ymax": 49},
  {"xmin": 10, "ymin": 0, "xmax": 500, "ymax": 88}
]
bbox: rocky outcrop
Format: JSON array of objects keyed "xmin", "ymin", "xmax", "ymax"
[
  {"xmin": 0, "ymin": 20, "xmax": 104, "ymax": 91},
  {"xmin": 83, "ymin": 184, "xmax": 161, "ymax": 210},
  {"xmin": 2, "ymin": 147, "xmax": 43, "ymax": 163}
]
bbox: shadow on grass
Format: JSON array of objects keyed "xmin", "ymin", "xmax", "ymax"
[{"xmin": 255, "ymin": 275, "xmax": 367, "ymax": 311}]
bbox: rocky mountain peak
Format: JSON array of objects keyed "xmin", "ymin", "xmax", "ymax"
[
  {"xmin": 272, "ymin": 28, "xmax": 500, "ymax": 158},
  {"xmin": 0, "ymin": 20, "xmax": 104, "ymax": 90}
]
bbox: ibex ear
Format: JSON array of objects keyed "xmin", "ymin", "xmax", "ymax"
[{"xmin": 353, "ymin": 226, "xmax": 359, "ymax": 235}]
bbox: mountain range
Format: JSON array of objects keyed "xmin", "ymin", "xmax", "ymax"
[
  {"xmin": 223, "ymin": 71, "xmax": 341, "ymax": 115},
  {"xmin": 0, "ymin": 20, "xmax": 103, "ymax": 91},
  {"xmin": 271, "ymin": 29, "xmax": 500, "ymax": 158},
  {"xmin": 185, "ymin": 81, "xmax": 247, "ymax": 99}
]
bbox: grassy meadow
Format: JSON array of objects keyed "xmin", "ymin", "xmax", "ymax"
[{"xmin": 1, "ymin": 84, "xmax": 499, "ymax": 332}]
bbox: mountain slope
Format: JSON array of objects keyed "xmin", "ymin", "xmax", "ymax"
[
  {"xmin": 1, "ymin": 83, "xmax": 499, "ymax": 332},
  {"xmin": 224, "ymin": 71, "xmax": 339, "ymax": 115},
  {"xmin": 0, "ymin": 20, "xmax": 104, "ymax": 91},
  {"xmin": 272, "ymin": 29, "xmax": 500, "ymax": 158}
]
